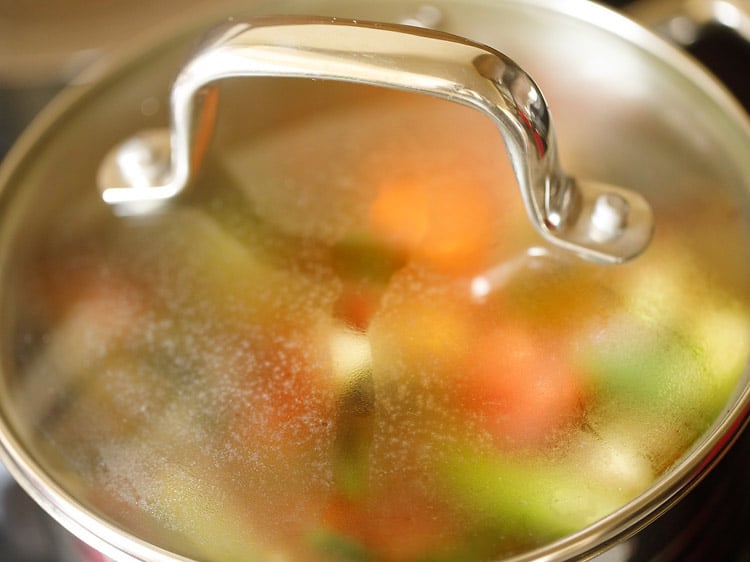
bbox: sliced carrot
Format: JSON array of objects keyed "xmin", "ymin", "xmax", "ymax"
[
  {"xmin": 368, "ymin": 177, "xmax": 498, "ymax": 275},
  {"xmin": 190, "ymin": 86, "xmax": 220, "ymax": 171},
  {"xmin": 319, "ymin": 490, "xmax": 459, "ymax": 562},
  {"xmin": 368, "ymin": 180, "xmax": 430, "ymax": 253},
  {"xmin": 460, "ymin": 327, "xmax": 585, "ymax": 448},
  {"xmin": 333, "ymin": 286, "xmax": 382, "ymax": 331}
]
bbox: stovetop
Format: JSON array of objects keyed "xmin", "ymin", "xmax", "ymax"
[{"xmin": 0, "ymin": 2, "xmax": 749, "ymax": 561}]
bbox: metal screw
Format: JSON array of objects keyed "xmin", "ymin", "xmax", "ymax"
[
  {"xmin": 114, "ymin": 132, "xmax": 171, "ymax": 189},
  {"xmin": 590, "ymin": 192, "xmax": 630, "ymax": 242}
]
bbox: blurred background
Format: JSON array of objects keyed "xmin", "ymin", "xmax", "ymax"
[{"xmin": 0, "ymin": 1, "xmax": 749, "ymax": 560}]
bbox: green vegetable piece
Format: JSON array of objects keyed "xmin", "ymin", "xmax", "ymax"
[
  {"xmin": 333, "ymin": 231, "xmax": 406, "ymax": 283},
  {"xmin": 308, "ymin": 527, "xmax": 373, "ymax": 562},
  {"xmin": 439, "ymin": 448, "xmax": 630, "ymax": 544}
]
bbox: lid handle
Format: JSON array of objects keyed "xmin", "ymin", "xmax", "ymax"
[{"xmin": 97, "ymin": 16, "xmax": 653, "ymax": 264}]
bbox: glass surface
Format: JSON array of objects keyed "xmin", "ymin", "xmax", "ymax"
[{"xmin": 0, "ymin": 1, "xmax": 749, "ymax": 561}]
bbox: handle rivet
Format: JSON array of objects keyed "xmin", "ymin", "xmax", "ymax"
[{"xmin": 590, "ymin": 192, "xmax": 630, "ymax": 242}]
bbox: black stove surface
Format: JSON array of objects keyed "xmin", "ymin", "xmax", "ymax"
[{"xmin": 0, "ymin": 2, "xmax": 749, "ymax": 561}]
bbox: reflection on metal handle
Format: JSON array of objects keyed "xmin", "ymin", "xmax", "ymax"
[
  {"xmin": 627, "ymin": 0, "xmax": 750, "ymax": 45},
  {"xmin": 97, "ymin": 16, "xmax": 653, "ymax": 264}
]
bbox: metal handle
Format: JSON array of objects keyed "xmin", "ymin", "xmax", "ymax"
[{"xmin": 97, "ymin": 16, "xmax": 653, "ymax": 264}]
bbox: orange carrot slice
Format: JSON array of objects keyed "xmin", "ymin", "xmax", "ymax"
[
  {"xmin": 460, "ymin": 327, "xmax": 585, "ymax": 448},
  {"xmin": 369, "ymin": 178, "xmax": 498, "ymax": 275}
]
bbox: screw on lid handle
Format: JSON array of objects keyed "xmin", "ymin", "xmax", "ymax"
[{"xmin": 97, "ymin": 16, "xmax": 653, "ymax": 264}]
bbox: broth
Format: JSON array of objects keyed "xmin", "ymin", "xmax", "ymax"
[{"xmin": 8, "ymin": 91, "xmax": 750, "ymax": 562}]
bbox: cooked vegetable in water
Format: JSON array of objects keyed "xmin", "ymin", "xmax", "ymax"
[{"xmin": 9, "ymin": 91, "xmax": 750, "ymax": 562}]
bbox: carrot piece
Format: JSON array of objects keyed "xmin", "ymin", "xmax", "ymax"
[
  {"xmin": 333, "ymin": 286, "xmax": 382, "ymax": 331},
  {"xmin": 368, "ymin": 180, "xmax": 430, "ymax": 254},
  {"xmin": 319, "ymin": 490, "xmax": 459, "ymax": 562},
  {"xmin": 460, "ymin": 327, "xmax": 585, "ymax": 448},
  {"xmin": 368, "ymin": 178, "xmax": 497, "ymax": 275},
  {"xmin": 190, "ymin": 86, "xmax": 219, "ymax": 171}
]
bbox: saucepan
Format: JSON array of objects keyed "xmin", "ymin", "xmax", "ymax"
[{"xmin": 0, "ymin": 1, "xmax": 749, "ymax": 561}]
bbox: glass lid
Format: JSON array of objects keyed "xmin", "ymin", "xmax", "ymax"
[{"xmin": 0, "ymin": 2, "xmax": 749, "ymax": 561}]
